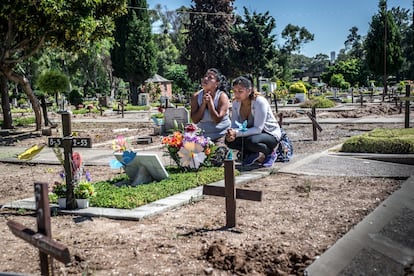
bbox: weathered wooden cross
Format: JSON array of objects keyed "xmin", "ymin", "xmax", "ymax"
[
  {"xmin": 297, "ymin": 107, "xmax": 323, "ymax": 141},
  {"xmin": 47, "ymin": 112, "xmax": 92, "ymax": 209},
  {"xmin": 7, "ymin": 182, "xmax": 71, "ymax": 275},
  {"xmin": 202, "ymin": 159, "xmax": 262, "ymax": 228}
]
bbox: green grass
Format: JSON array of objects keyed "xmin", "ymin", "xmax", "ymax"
[
  {"xmin": 51, "ymin": 166, "xmax": 231, "ymax": 209},
  {"xmin": 340, "ymin": 128, "xmax": 414, "ymax": 154}
]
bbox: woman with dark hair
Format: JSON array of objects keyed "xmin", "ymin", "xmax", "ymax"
[
  {"xmin": 190, "ymin": 68, "xmax": 231, "ymax": 144},
  {"xmin": 225, "ymin": 75, "xmax": 281, "ymax": 167}
]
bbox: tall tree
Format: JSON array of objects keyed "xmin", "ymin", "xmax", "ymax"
[
  {"xmin": 280, "ymin": 24, "xmax": 314, "ymax": 81},
  {"xmin": 390, "ymin": 6, "xmax": 412, "ymax": 81},
  {"xmin": 365, "ymin": 0, "xmax": 403, "ymax": 98},
  {"xmin": 111, "ymin": 0, "xmax": 157, "ymax": 105},
  {"xmin": 181, "ymin": 0, "xmax": 236, "ymax": 81},
  {"xmin": 231, "ymin": 7, "xmax": 277, "ymax": 85},
  {"xmin": 0, "ymin": 0, "xmax": 126, "ymax": 129},
  {"xmin": 281, "ymin": 24, "xmax": 314, "ymax": 54},
  {"xmin": 344, "ymin": 26, "xmax": 364, "ymax": 59}
]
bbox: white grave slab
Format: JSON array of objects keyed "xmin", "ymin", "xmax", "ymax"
[{"xmin": 114, "ymin": 152, "xmax": 169, "ymax": 186}]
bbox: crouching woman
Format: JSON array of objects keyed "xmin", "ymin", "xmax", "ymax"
[{"xmin": 225, "ymin": 75, "xmax": 281, "ymax": 167}]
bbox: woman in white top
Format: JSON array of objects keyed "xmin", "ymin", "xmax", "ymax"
[
  {"xmin": 225, "ymin": 75, "xmax": 281, "ymax": 167},
  {"xmin": 190, "ymin": 68, "xmax": 231, "ymax": 144}
]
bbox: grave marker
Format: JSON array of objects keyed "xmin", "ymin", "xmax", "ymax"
[
  {"xmin": 7, "ymin": 182, "xmax": 71, "ymax": 275},
  {"xmin": 114, "ymin": 152, "xmax": 169, "ymax": 186},
  {"xmin": 404, "ymin": 84, "xmax": 411, "ymax": 129},
  {"xmin": 297, "ymin": 107, "xmax": 322, "ymax": 141},
  {"xmin": 163, "ymin": 107, "xmax": 189, "ymax": 133},
  {"xmin": 203, "ymin": 159, "xmax": 262, "ymax": 228},
  {"xmin": 47, "ymin": 112, "xmax": 92, "ymax": 209}
]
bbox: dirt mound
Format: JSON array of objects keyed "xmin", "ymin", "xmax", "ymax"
[{"xmin": 203, "ymin": 239, "xmax": 313, "ymax": 275}]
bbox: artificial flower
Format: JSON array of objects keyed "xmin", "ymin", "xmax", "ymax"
[
  {"xmin": 162, "ymin": 124, "xmax": 216, "ymax": 171},
  {"xmin": 178, "ymin": 142, "xmax": 206, "ymax": 169}
]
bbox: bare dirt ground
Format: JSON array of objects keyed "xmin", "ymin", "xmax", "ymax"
[{"xmin": 0, "ymin": 104, "xmax": 407, "ymax": 275}]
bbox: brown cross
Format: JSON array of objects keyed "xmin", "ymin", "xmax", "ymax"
[
  {"xmin": 203, "ymin": 159, "xmax": 262, "ymax": 228},
  {"xmin": 47, "ymin": 112, "xmax": 92, "ymax": 209},
  {"xmin": 7, "ymin": 182, "xmax": 71, "ymax": 275}
]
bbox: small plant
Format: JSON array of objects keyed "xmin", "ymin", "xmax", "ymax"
[
  {"xmin": 74, "ymin": 181, "xmax": 96, "ymax": 199},
  {"xmin": 51, "ymin": 182, "xmax": 67, "ymax": 198},
  {"xmin": 289, "ymin": 81, "xmax": 307, "ymax": 94}
]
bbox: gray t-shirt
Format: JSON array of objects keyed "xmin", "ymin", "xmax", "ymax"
[{"xmin": 197, "ymin": 90, "xmax": 231, "ymax": 141}]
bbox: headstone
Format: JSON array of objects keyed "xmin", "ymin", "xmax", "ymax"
[
  {"xmin": 138, "ymin": 93, "xmax": 149, "ymax": 106},
  {"xmin": 114, "ymin": 152, "xmax": 169, "ymax": 186},
  {"xmin": 163, "ymin": 107, "xmax": 189, "ymax": 133},
  {"xmin": 98, "ymin": 96, "xmax": 111, "ymax": 107}
]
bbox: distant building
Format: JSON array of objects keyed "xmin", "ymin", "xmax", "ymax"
[{"xmin": 144, "ymin": 74, "xmax": 172, "ymax": 98}]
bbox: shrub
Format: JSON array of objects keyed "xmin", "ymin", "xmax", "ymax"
[
  {"xmin": 340, "ymin": 128, "xmax": 414, "ymax": 154},
  {"xmin": 289, "ymin": 81, "xmax": 307, "ymax": 94},
  {"xmin": 68, "ymin": 89, "xmax": 83, "ymax": 106},
  {"xmin": 299, "ymin": 97, "xmax": 335, "ymax": 108}
]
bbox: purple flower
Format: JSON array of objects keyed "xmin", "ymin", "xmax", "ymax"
[{"xmin": 85, "ymin": 171, "xmax": 92, "ymax": 182}]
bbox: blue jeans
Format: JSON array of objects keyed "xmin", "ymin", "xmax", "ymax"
[{"xmin": 225, "ymin": 132, "xmax": 278, "ymax": 156}]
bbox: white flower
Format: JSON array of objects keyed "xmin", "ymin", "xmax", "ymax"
[{"xmin": 178, "ymin": 142, "xmax": 206, "ymax": 169}]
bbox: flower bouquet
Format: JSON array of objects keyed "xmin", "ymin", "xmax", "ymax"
[{"xmin": 162, "ymin": 124, "xmax": 216, "ymax": 171}]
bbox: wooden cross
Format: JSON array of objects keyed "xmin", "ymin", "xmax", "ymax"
[
  {"xmin": 297, "ymin": 107, "xmax": 323, "ymax": 141},
  {"xmin": 7, "ymin": 182, "xmax": 71, "ymax": 275},
  {"xmin": 203, "ymin": 159, "xmax": 262, "ymax": 228},
  {"xmin": 47, "ymin": 112, "xmax": 92, "ymax": 209}
]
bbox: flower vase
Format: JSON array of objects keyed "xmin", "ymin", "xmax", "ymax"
[
  {"xmin": 151, "ymin": 117, "xmax": 164, "ymax": 126},
  {"xmin": 76, "ymin": 198, "xmax": 89, "ymax": 209},
  {"xmin": 57, "ymin": 198, "xmax": 66, "ymax": 209}
]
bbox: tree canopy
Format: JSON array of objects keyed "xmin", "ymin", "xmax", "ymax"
[
  {"xmin": 111, "ymin": 0, "xmax": 157, "ymax": 105},
  {"xmin": 0, "ymin": 0, "xmax": 127, "ymax": 129},
  {"xmin": 231, "ymin": 8, "xmax": 277, "ymax": 81},
  {"xmin": 181, "ymin": 0, "xmax": 236, "ymax": 81},
  {"xmin": 365, "ymin": 0, "xmax": 403, "ymax": 89}
]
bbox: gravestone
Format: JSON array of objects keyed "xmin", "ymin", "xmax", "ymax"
[
  {"xmin": 138, "ymin": 93, "xmax": 149, "ymax": 106},
  {"xmin": 163, "ymin": 107, "xmax": 189, "ymax": 133},
  {"xmin": 114, "ymin": 152, "xmax": 169, "ymax": 186}
]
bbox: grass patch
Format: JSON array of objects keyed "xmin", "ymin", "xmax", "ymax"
[
  {"xmin": 79, "ymin": 166, "xmax": 231, "ymax": 209},
  {"xmin": 340, "ymin": 128, "xmax": 414, "ymax": 154}
]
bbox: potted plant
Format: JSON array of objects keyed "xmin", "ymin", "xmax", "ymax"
[
  {"xmin": 52, "ymin": 182, "xmax": 67, "ymax": 208},
  {"xmin": 151, "ymin": 112, "xmax": 164, "ymax": 126},
  {"xmin": 74, "ymin": 181, "xmax": 96, "ymax": 209}
]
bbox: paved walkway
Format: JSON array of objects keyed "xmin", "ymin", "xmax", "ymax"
[{"xmin": 1, "ymin": 113, "xmax": 414, "ymax": 275}]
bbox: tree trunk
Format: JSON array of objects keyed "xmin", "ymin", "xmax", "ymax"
[
  {"xmin": 6, "ymin": 70, "xmax": 42, "ymax": 130},
  {"xmin": 40, "ymin": 95, "xmax": 50, "ymax": 126},
  {"xmin": 0, "ymin": 72, "xmax": 13, "ymax": 129},
  {"xmin": 130, "ymin": 81, "xmax": 138, "ymax": 105}
]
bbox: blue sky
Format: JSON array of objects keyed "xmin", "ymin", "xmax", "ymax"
[{"xmin": 146, "ymin": 0, "xmax": 411, "ymax": 58}]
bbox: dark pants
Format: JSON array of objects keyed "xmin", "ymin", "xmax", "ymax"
[{"xmin": 225, "ymin": 132, "xmax": 278, "ymax": 157}]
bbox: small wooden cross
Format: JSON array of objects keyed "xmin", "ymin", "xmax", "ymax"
[
  {"xmin": 7, "ymin": 182, "xmax": 71, "ymax": 275},
  {"xmin": 203, "ymin": 159, "xmax": 262, "ymax": 228},
  {"xmin": 47, "ymin": 112, "xmax": 92, "ymax": 209}
]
